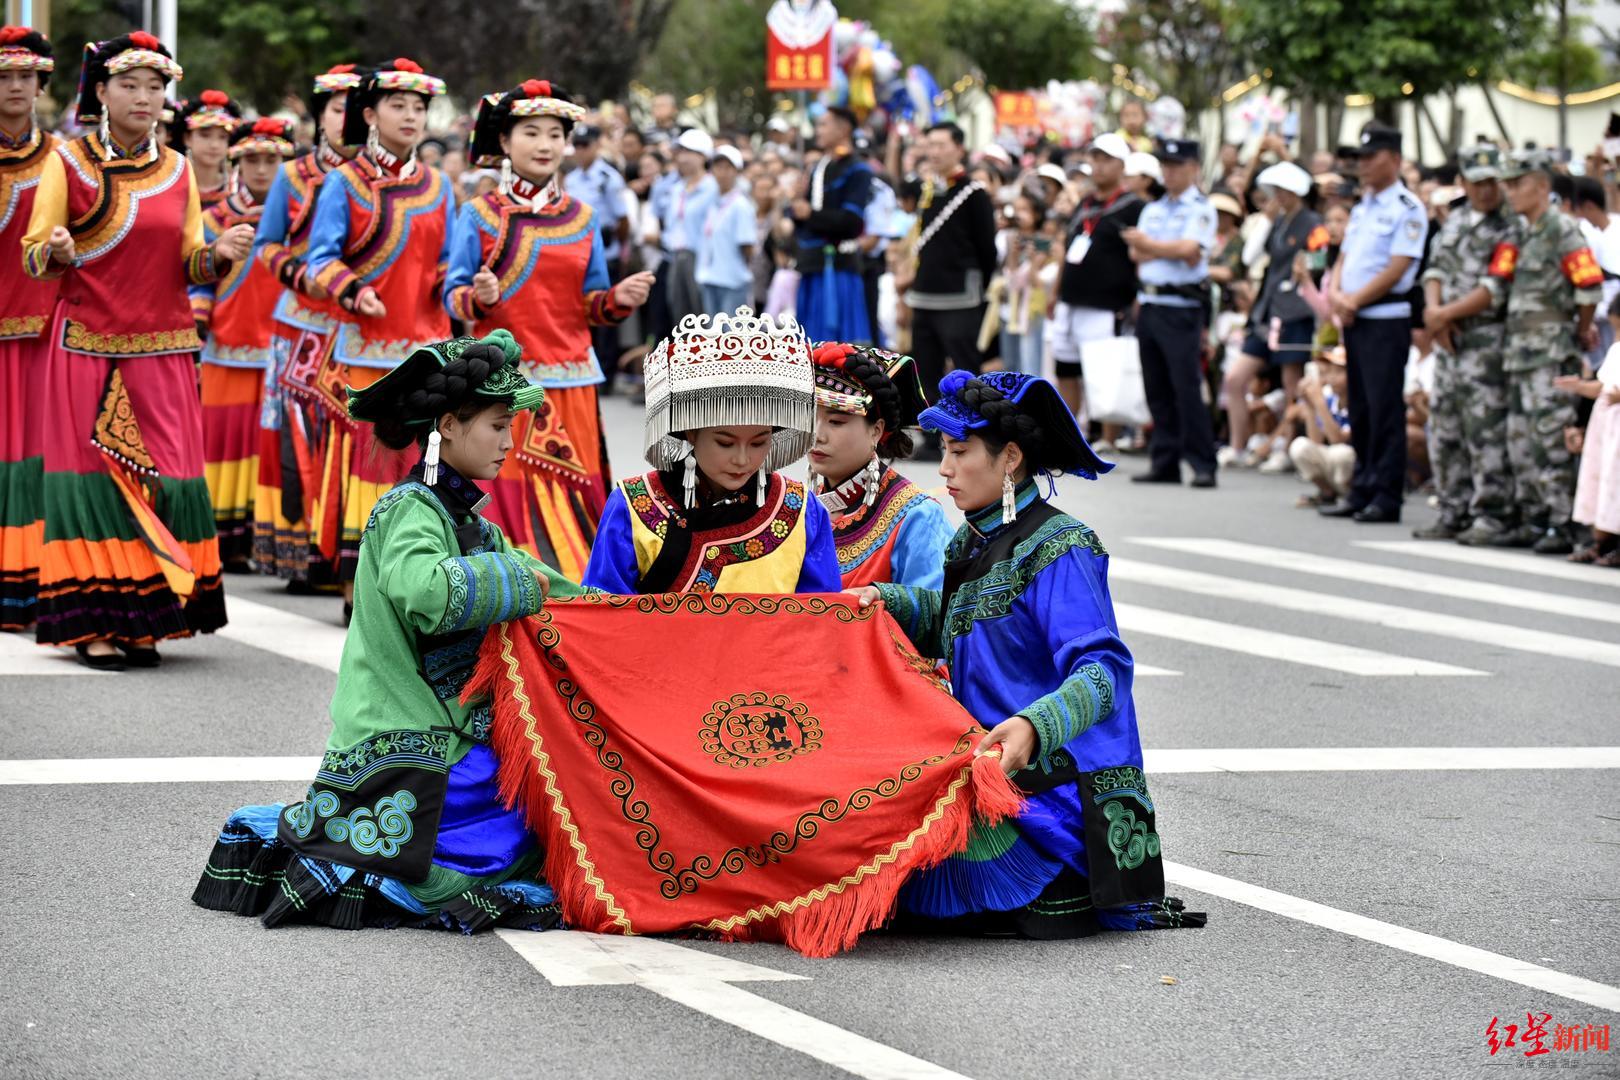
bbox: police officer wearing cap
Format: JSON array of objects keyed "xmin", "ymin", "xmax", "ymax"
[
  {"xmin": 1320, "ymin": 123, "xmax": 1427, "ymax": 523},
  {"xmin": 1123, "ymin": 136, "xmax": 1219, "ymax": 487}
]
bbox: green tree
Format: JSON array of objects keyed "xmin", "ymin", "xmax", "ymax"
[
  {"xmin": 1103, "ymin": 0, "xmax": 1246, "ymax": 111},
  {"xmin": 939, "ymin": 0, "xmax": 1093, "ymax": 90},
  {"xmin": 1234, "ymin": 0, "xmax": 1544, "ymax": 118}
]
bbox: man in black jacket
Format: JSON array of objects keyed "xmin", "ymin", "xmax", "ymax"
[
  {"xmin": 1048, "ymin": 132, "xmax": 1145, "ymax": 420},
  {"xmin": 905, "ymin": 121, "xmax": 998, "ymax": 458}
]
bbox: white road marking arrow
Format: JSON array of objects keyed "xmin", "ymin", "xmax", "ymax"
[{"xmin": 496, "ymin": 930, "xmax": 977, "ymax": 1080}]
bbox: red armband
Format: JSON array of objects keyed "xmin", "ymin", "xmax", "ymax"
[
  {"xmin": 1561, "ymin": 247, "xmax": 1603, "ymax": 289},
  {"xmin": 1487, "ymin": 242, "xmax": 1517, "ymax": 279}
]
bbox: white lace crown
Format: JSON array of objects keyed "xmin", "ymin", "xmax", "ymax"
[{"xmin": 642, "ymin": 308, "xmax": 815, "ymax": 471}]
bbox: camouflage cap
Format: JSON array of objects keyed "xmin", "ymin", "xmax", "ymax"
[
  {"xmin": 1500, "ymin": 148, "xmax": 1553, "ymax": 181},
  {"xmin": 1458, "ymin": 143, "xmax": 1502, "ymax": 182}
]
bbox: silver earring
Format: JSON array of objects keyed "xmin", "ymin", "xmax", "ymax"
[
  {"xmin": 423, "ymin": 424, "xmax": 442, "ymax": 486},
  {"xmin": 756, "ymin": 468, "xmax": 767, "ymax": 504},
  {"xmin": 499, "ymin": 157, "xmax": 513, "ymax": 198},
  {"xmin": 97, "ymin": 114, "xmax": 111, "ymax": 160},
  {"xmin": 863, "ymin": 453, "xmax": 882, "ymax": 508},
  {"xmin": 366, "ymin": 122, "xmax": 381, "ymax": 160},
  {"xmin": 1001, "ymin": 471, "xmax": 1017, "ymax": 525},
  {"xmin": 682, "ymin": 451, "xmax": 697, "ymax": 510},
  {"xmin": 149, "ymin": 121, "xmax": 159, "ymax": 161}
]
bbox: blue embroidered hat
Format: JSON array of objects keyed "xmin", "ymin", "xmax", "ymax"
[{"xmin": 918, "ymin": 370, "xmax": 1114, "ymax": 480}]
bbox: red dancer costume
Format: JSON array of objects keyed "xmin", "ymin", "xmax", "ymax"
[
  {"xmin": 304, "ymin": 58, "xmax": 451, "ymax": 586},
  {"xmin": 0, "ymin": 26, "xmax": 57, "ymax": 630},
  {"xmin": 250, "ymin": 64, "xmax": 362, "ymax": 585},
  {"xmin": 191, "ymin": 118, "xmax": 296, "ymax": 568},
  {"xmin": 21, "ymin": 31, "xmax": 245, "ymax": 664},
  {"xmin": 445, "ymin": 79, "xmax": 646, "ymax": 579}
]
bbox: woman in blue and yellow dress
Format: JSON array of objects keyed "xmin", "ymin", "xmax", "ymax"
[
  {"xmin": 582, "ymin": 308, "xmax": 841, "ymax": 594},
  {"xmin": 806, "ymin": 341, "xmax": 952, "ymax": 590},
  {"xmin": 850, "ymin": 370, "xmax": 1205, "ymax": 937}
]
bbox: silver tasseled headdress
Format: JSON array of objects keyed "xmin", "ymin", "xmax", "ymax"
[{"xmin": 642, "ymin": 308, "xmax": 815, "ymax": 473}]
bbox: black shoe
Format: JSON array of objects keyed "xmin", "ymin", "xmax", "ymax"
[
  {"xmin": 1532, "ymin": 527, "xmax": 1574, "ymax": 556},
  {"xmin": 221, "ymin": 560, "xmax": 254, "ymax": 575},
  {"xmin": 1131, "ymin": 471, "xmax": 1181, "ymax": 484},
  {"xmin": 1412, "ymin": 521, "xmax": 1464, "ymax": 540},
  {"xmin": 1318, "ymin": 502, "xmax": 1364, "ymax": 519},
  {"xmin": 1190, "ymin": 472, "xmax": 1217, "ymax": 489},
  {"xmin": 75, "ymin": 643, "xmax": 126, "ymax": 671},
  {"xmin": 285, "ymin": 579, "xmax": 319, "ymax": 596},
  {"xmin": 1352, "ymin": 505, "xmax": 1401, "ymax": 524},
  {"xmin": 115, "ymin": 642, "xmax": 162, "ymax": 668},
  {"xmin": 342, "ymin": 601, "xmax": 353, "ymax": 627},
  {"xmin": 1484, "ymin": 524, "xmax": 1538, "ymax": 549}
]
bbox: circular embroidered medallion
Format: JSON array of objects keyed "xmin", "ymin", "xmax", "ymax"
[{"xmin": 700, "ymin": 692, "xmax": 823, "ymax": 768}]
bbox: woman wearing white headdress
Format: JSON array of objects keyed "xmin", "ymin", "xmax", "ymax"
[{"xmin": 583, "ymin": 308, "xmax": 841, "ymax": 594}]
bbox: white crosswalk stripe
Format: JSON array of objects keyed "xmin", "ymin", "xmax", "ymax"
[
  {"xmin": 1133, "ymin": 537, "xmax": 1620, "ymax": 625},
  {"xmin": 1111, "ymin": 558, "xmax": 1620, "ymax": 669},
  {"xmin": 1354, "ymin": 540, "xmax": 1620, "ymax": 590},
  {"xmin": 216, "ymin": 596, "xmax": 346, "ymax": 673},
  {"xmin": 0, "ymin": 632, "xmax": 106, "ymax": 676},
  {"xmin": 1115, "ymin": 603, "xmax": 1483, "ymax": 676}
]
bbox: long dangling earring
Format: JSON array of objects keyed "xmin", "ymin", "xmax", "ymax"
[
  {"xmin": 227, "ymin": 164, "xmax": 240, "ymax": 198},
  {"xmin": 499, "ymin": 157, "xmax": 514, "ymax": 199},
  {"xmin": 365, "ymin": 122, "xmax": 381, "ymax": 161},
  {"xmin": 757, "ymin": 468, "xmax": 768, "ymax": 504},
  {"xmin": 148, "ymin": 121, "xmax": 159, "ymax": 161},
  {"xmin": 862, "ymin": 453, "xmax": 882, "ymax": 508},
  {"xmin": 423, "ymin": 424, "xmax": 442, "ymax": 486},
  {"xmin": 1001, "ymin": 471, "xmax": 1017, "ymax": 525},
  {"xmin": 682, "ymin": 450, "xmax": 698, "ymax": 510},
  {"xmin": 97, "ymin": 114, "xmax": 111, "ymax": 160}
]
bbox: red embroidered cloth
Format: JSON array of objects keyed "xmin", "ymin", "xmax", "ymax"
[{"xmin": 470, "ymin": 593, "xmax": 1022, "ymax": 957}]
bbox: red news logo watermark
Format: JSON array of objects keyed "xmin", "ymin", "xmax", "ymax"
[{"xmin": 1486, "ymin": 1014, "xmax": 1610, "ymax": 1057}]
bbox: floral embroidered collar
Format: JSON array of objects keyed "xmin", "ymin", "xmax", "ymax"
[
  {"xmin": 408, "ymin": 460, "xmax": 489, "ymax": 554},
  {"xmin": 0, "ymin": 122, "xmax": 36, "ymax": 152},
  {"xmin": 816, "ymin": 470, "xmax": 873, "ymax": 516},
  {"xmin": 506, "ymin": 171, "xmax": 562, "ymax": 211},
  {"xmin": 365, "ymin": 141, "xmax": 415, "ymax": 178},
  {"xmin": 317, "ymin": 141, "xmax": 348, "ymax": 171},
  {"xmin": 964, "ymin": 479, "xmax": 1041, "ymax": 539}
]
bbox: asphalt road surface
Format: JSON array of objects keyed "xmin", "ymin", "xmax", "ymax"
[{"xmin": 4, "ymin": 392, "xmax": 1617, "ymax": 1079}]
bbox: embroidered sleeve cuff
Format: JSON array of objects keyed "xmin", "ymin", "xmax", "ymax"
[
  {"xmin": 312, "ymin": 261, "xmax": 360, "ymax": 304},
  {"xmin": 23, "ymin": 242, "xmax": 65, "ymax": 280},
  {"xmin": 435, "ymin": 551, "xmax": 544, "ymax": 634},
  {"xmin": 190, "ymin": 293, "xmax": 214, "ymax": 329},
  {"xmin": 1022, "ymin": 662, "xmax": 1115, "ymax": 758},
  {"xmin": 586, "ymin": 287, "xmax": 631, "ymax": 326},
  {"xmin": 188, "ymin": 246, "xmax": 224, "ymax": 286},
  {"xmin": 874, "ymin": 583, "xmax": 943, "ymax": 657},
  {"xmin": 446, "ymin": 285, "xmax": 487, "ymax": 323}
]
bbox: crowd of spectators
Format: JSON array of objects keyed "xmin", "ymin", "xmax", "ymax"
[{"xmin": 384, "ymin": 89, "xmax": 1620, "ymax": 561}]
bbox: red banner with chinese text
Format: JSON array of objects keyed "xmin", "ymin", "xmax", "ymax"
[
  {"xmin": 765, "ymin": 0, "xmax": 836, "ymax": 91},
  {"xmin": 470, "ymin": 593, "xmax": 1023, "ymax": 957},
  {"xmin": 995, "ymin": 92, "xmax": 1039, "ymax": 129}
]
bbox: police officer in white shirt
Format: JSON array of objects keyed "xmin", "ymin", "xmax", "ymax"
[
  {"xmin": 1123, "ymin": 136, "xmax": 1219, "ymax": 487},
  {"xmin": 1320, "ymin": 123, "xmax": 1427, "ymax": 524}
]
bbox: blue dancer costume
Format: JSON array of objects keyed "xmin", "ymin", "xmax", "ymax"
[
  {"xmin": 792, "ymin": 139, "xmax": 873, "ymax": 345},
  {"xmin": 878, "ymin": 370, "xmax": 1206, "ymax": 936}
]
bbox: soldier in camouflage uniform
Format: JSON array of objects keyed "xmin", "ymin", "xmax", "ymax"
[
  {"xmin": 1482, "ymin": 151, "xmax": 1604, "ymax": 553},
  {"xmin": 1417, "ymin": 145, "xmax": 1519, "ymax": 541}
]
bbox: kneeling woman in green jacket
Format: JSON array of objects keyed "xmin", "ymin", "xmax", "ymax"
[{"xmin": 195, "ymin": 330, "xmax": 578, "ymax": 932}]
